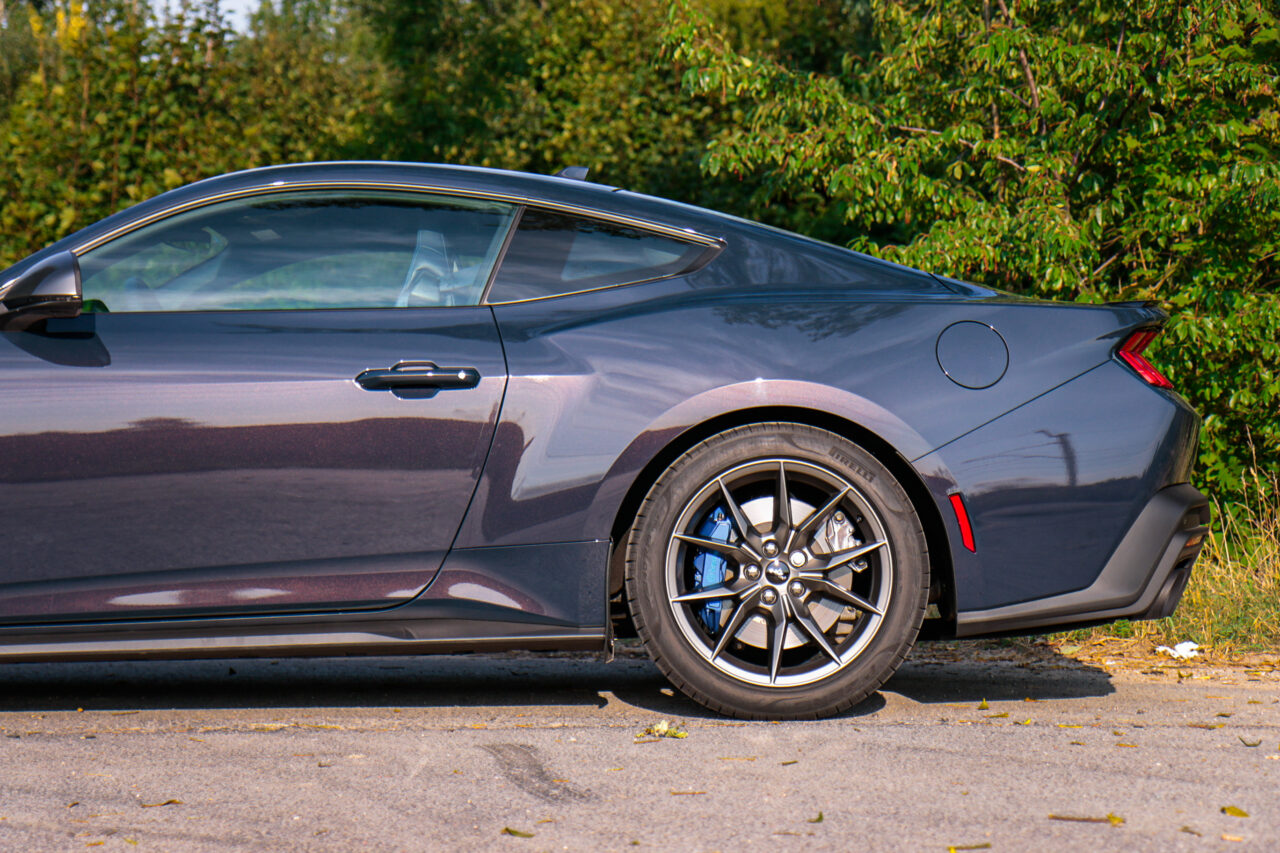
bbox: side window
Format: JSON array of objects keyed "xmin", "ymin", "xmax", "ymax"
[
  {"xmin": 485, "ymin": 208, "xmax": 709, "ymax": 303},
  {"xmin": 79, "ymin": 191, "xmax": 517, "ymax": 312}
]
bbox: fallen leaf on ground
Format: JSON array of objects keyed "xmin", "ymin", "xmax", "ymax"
[
  {"xmin": 977, "ymin": 699, "xmax": 989, "ymax": 710},
  {"xmin": 807, "ymin": 812, "xmax": 823, "ymax": 823},
  {"xmin": 670, "ymin": 791, "xmax": 707, "ymax": 796},
  {"xmin": 1222, "ymin": 834, "xmax": 1244, "ymax": 842},
  {"xmin": 948, "ymin": 845, "xmax": 992, "ymax": 852},
  {"xmin": 1239, "ymin": 737, "xmax": 1262, "ymax": 747},
  {"xmin": 1117, "ymin": 743, "xmax": 1138, "ymax": 748},
  {"xmin": 780, "ymin": 760, "xmax": 798, "ymax": 766},
  {"xmin": 1048, "ymin": 813, "xmax": 1124, "ymax": 826},
  {"xmin": 641, "ymin": 720, "xmax": 688, "ymax": 739},
  {"xmin": 984, "ymin": 712, "xmax": 1009, "ymax": 719},
  {"xmin": 140, "ymin": 800, "xmax": 182, "ymax": 808},
  {"xmin": 500, "ymin": 827, "xmax": 534, "ymax": 837},
  {"xmin": 1221, "ymin": 806, "xmax": 1250, "ymax": 818},
  {"xmin": 1180, "ymin": 826, "xmax": 1201, "ymax": 836}
]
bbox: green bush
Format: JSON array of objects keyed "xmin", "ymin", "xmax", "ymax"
[
  {"xmin": 2, "ymin": 0, "xmax": 1274, "ymax": 502},
  {"xmin": 664, "ymin": 0, "xmax": 1280, "ymax": 497},
  {"xmin": 0, "ymin": 0, "xmax": 382, "ymax": 269}
]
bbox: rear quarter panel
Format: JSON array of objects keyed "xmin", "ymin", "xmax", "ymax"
[{"xmin": 465, "ymin": 275, "xmax": 1160, "ymax": 564}]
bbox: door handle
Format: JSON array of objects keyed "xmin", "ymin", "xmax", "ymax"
[{"xmin": 355, "ymin": 361, "xmax": 481, "ymax": 392}]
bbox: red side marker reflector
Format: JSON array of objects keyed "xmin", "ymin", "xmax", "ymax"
[
  {"xmin": 1118, "ymin": 329, "xmax": 1173, "ymax": 389},
  {"xmin": 949, "ymin": 493, "xmax": 976, "ymax": 553}
]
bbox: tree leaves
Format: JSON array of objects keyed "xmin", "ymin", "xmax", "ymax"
[
  {"xmin": 664, "ymin": 0, "xmax": 1280, "ymax": 498},
  {"xmin": 0, "ymin": 0, "xmax": 384, "ymax": 270}
]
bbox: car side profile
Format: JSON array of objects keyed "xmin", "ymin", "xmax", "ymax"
[{"xmin": 0, "ymin": 162, "xmax": 1208, "ymax": 719}]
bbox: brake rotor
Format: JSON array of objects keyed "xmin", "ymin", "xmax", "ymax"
[{"xmin": 728, "ymin": 495, "xmax": 859, "ymax": 650}]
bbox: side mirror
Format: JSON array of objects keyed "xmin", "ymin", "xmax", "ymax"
[{"xmin": 0, "ymin": 251, "xmax": 83, "ymax": 329}]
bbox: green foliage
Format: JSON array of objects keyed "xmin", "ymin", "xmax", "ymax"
[
  {"xmin": 358, "ymin": 0, "xmax": 826, "ymax": 210},
  {"xmin": 1, "ymin": 1, "xmax": 41, "ymax": 115},
  {"xmin": 0, "ymin": 0, "xmax": 383, "ymax": 268},
  {"xmin": 665, "ymin": 0, "xmax": 1280, "ymax": 496},
  {"xmin": 1, "ymin": 0, "xmax": 1275, "ymax": 499}
]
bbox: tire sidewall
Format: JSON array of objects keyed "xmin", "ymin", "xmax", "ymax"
[{"xmin": 627, "ymin": 423, "xmax": 928, "ymax": 719}]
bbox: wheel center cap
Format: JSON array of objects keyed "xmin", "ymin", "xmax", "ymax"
[{"xmin": 764, "ymin": 559, "xmax": 789, "ymax": 583}]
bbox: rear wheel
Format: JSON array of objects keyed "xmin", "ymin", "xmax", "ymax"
[{"xmin": 625, "ymin": 423, "xmax": 928, "ymax": 719}]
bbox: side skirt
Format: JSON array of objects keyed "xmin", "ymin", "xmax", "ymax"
[
  {"xmin": 0, "ymin": 620, "xmax": 605, "ymax": 663},
  {"xmin": 0, "ymin": 540, "xmax": 612, "ymax": 663}
]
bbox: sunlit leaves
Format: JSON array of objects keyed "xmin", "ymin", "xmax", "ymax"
[
  {"xmin": 666, "ymin": 0, "xmax": 1280, "ymax": 497},
  {"xmin": 0, "ymin": 0, "xmax": 384, "ymax": 270}
]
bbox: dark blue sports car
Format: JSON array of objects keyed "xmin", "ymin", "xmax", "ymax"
[{"xmin": 0, "ymin": 163, "xmax": 1208, "ymax": 719}]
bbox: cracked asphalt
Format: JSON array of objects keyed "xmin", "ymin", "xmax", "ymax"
[{"xmin": 0, "ymin": 644, "xmax": 1277, "ymax": 851}]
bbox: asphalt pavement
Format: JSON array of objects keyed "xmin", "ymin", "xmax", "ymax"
[{"xmin": 0, "ymin": 644, "xmax": 1276, "ymax": 851}]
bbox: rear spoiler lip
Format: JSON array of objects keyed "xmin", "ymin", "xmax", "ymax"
[{"xmin": 1107, "ymin": 299, "xmax": 1169, "ymax": 323}]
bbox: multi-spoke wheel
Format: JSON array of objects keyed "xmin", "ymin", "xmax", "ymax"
[{"xmin": 626, "ymin": 423, "xmax": 928, "ymax": 720}]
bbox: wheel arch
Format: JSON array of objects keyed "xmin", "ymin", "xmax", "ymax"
[{"xmin": 606, "ymin": 405, "xmax": 956, "ymax": 634}]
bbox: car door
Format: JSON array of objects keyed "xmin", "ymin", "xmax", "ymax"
[{"xmin": 0, "ymin": 189, "xmax": 516, "ymax": 623}]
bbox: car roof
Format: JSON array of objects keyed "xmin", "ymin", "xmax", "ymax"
[{"xmin": 3, "ymin": 162, "xmax": 949, "ymax": 293}]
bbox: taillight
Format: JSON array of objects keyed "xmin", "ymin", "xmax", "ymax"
[{"xmin": 1117, "ymin": 329, "xmax": 1173, "ymax": 389}]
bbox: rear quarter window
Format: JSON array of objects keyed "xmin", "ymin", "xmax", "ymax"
[{"xmin": 486, "ymin": 208, "xmax": 709, "ymax": 303}]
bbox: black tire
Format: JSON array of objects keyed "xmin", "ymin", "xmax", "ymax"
[{"xmin": 625, "ymin": 422, "xmax": 929, "ymax": 720}]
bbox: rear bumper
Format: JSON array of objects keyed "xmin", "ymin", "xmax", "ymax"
[{"xmin": 954, "ymin": 483, "xmax": 1210, "ymax": 638}]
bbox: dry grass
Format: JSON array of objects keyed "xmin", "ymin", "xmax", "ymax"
[{"xmin": 1055, "ymin": 467, "xmax": 1280, "ymax": 654}]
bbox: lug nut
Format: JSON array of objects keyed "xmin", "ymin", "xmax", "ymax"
[
  {"xmin": 761, "ymin": 588, "xmax": 777, "ymax": 604},
  {"xmin": 744, "ymin": 564, "xmax": 761, "ymax": 580},
  {"xmin": 789, "ymin": 551, "xmax": 806, "ymax": 568},
  {"xmin": 789, "ymin": 581, "xmax": 804, "ymax": 596},
  {"xmin": 834, "ymin": 512, "xmax": 845, "ymax": 523},
  {"xmin": 764, "ymin": 541, "xmax": 779, "ymax": 556}
]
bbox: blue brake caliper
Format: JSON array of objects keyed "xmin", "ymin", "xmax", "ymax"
[{"xmin": 692, "ymin": 506, "xmax": 733, "ymax": 634}]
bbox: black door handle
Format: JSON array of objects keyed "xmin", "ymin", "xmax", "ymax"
[{"xmin": 355, "ymin": 361, "xmax": 481, "ymax": 392}]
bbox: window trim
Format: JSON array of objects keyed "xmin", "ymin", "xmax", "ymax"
[
  {"xmin": 71, "ymin": 181, "xmax": 724, "ymax": 259},
  {"xmin": 479, "ymin": 204, "xmax": 723, "ymax": 306}
]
